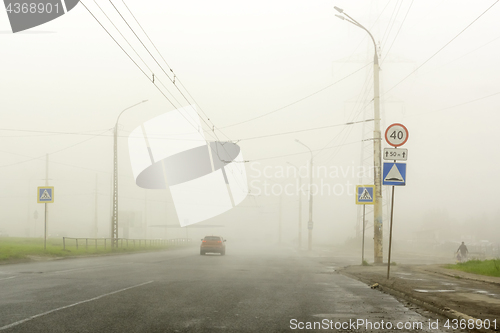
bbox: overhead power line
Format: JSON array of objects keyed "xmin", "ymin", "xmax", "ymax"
[
  {"xmin": 406, "ymin": 90, "xmax": 500, "ymax": 118},
  {"xmin": 0, "ymin": 127, "xmax": 112, "ymax": 137},
  {"xmin": 249, "ymin": 141, "xmax": 361, "ymax": 162},
  {"xmin": 220, "ymin": 63, "xmax": 371, "ymax": 129},
  {"xmin": 108, "ymin": 0, "xmax": 231, "ymax": 142},
  {"xmin": 385, "ymin": 0, "xmax": 499, "ymax": 95},
  {"xmin": 381, "ymin": 0, "xmax": 403, "ymax": 50},
  {"xmin": 87, "ymin": 0, "xmax": 240, "ymax": 173},
  {"xmin": 81, "ymin": 1, "xmax": 219, "ymax": 142},
  {"xmin": 80, "ymin": 1, "xmax": 179, "ymax": 110},
  {"xmin": 382, "ymin": 0, "xmax": 414, "ymax": 64},
  {"xmin": 119, "ymin": 0, "xmax": 215, "ymax": 130},
  {"xmin": 236, "ymin": 119, "xmax": 373, "ymax": 142},
  {"xmin": 0, "ymin": 128, "xmax": 111, "ymax": 169}
]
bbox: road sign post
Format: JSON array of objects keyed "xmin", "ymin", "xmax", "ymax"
[
  {"xmin": 384, "ymin": 123, "xmax": 409, "ymax": 279},
  {"xmin": 356, "ymin": 185, "xmax": 375, "ymax": 264},
  {"xmin": 387, "ymin": 185, "xmax": 396, "ymax": 279},
  {"xmin": 362, "ymin": 205, "xmax": 365, "ymax": 265},
  {"xmin": 37, "ymin": 186, "xmax": 54, "ymax": 250}
]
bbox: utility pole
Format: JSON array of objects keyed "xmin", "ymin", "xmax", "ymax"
[
  {"xmin": 298, "ymin": 175, "xmax": 302, "ymax": 250},
  {"xmin": 373, "ymin": 47, "xmax": 383, "ymax": 265},
  {"xmin": 111, "ymin": 100, "xmax": 148, "ymax": 248},
  {"xmin": 144, "ymin": 190, "xmax": 148, "ymax": 239},
  {"xmin": 279, "ymin": 194, "xmax": 282, "ymax": 244},
  {"xmin": 335, "ymin": 7, "xmax": 383, "ymax": 263},
  {"xmin": 308, "ymin": 157, "xmax": 313, "ymax": 251},
  {"xmin": 94, "ymin": 174, "xmax": 98, "ymax": 238},
  {"xmin": 112, "ymin": 124, "xmax": 118, "ymax": 247},
  {"xmin": 295, "ymin": 139, "xmax": 313, "ymax": 251},
  {"xmin": 287, "ymin": 161, "xmax": 303, "ymax": 250},
  {"xmin": 44, "ymin": 153, "xmax": 49, "ymax": 249}
]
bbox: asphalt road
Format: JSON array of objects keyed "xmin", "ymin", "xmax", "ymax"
[{"xmin": 0, "ymin": 244, "xmax": 464, "ymax": 332}]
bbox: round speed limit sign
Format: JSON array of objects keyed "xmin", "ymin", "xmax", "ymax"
[{"xmin": 385, "ymin": 123, "xmax": 409, "ymax": 147}]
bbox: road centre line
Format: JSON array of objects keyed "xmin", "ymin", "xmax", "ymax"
[{"xmin": 0, "ymin": 280, "xmax": 154, "ymax": 331}]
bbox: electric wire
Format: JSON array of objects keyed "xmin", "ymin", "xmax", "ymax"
[
  {"xmin": 85, "ymin": 0, "xmax": 238, "ymax": 188},
  {"xmin": 235, "ymin": 119, "xmax": 373, "ymax": 142},
  {"xmin": 93, "ymin": 0, "xmax": 179, "ymax": 104},
  {"xmin": 441, "ymin": 34, "xmax": 500, "ymax": 67},
  {"xmin": 220, "ymin": 63, "xmax": 371, "ymax": 129},
  {"xmin": 107, "ymin": 1, "xmax": 227, "ymax": 141},
  {"xmin": 314, "ymin": 64, "xmax": 374, "ymax": 162},
  {"xmin": 0, "ymin": 127, "xmax": 113, "ymax": 137},
  {"xmin": 117, "ymin": 2, "xmax": 236, "ymax": 174},
  {"xmin": 80, "ymin": 1, "xmax": 217, "ymax": 142},
  {"xmin": 0, "ymin": 128, "xmax": 112, "ymax": 169},
  {"xmin": 249, "ymin": 141, "xmax": 361, "ymax": 162},
  {"xmin": 381, "ymin": 0, "xmax": 414, "ymax": 64},
  {"xmin": 384, "ymin": 0, "xmax": 499, "ymax": 95},
  {"xmin": 106, "ymin": 0, "xmax": 240, "ymax": 176},
  {"xmin": 406, "ymin": 90, "xmax": 500, "ymax": 118},
  {"xmin": 119, "ymin": 0, "xmax": 220, "ymax": 137},
  {"xmin": 380, "ymin": 0, "xmax": 402, "ymax": 49}
]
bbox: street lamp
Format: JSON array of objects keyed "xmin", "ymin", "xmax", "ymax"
[
  {"xmin": 334, "ymin": 6, "xmax": 383, "ymax": 264},
  {"xmin": 111, "ymin": 100, "xmax": 148, "ymax": 248},
  {"xmin": 295, "ymin": 139, "xmax": 313, "ymax": 251},
  {"xmin": 287, "ymin": 161, "xmax": 303, "ymax": 250}
]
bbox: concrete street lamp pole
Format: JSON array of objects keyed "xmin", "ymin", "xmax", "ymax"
[
  {"xmin": 287, "ymin": 162, "xmax": 303, "ymax": 250},
  {"xmin": 295, "ymin": 139, "xmax": 313, "ymax": 251},
  {"xmin": 111, "ymin": 100, "xmax": 148, "ymax": 248},
  {"xmin": 335, "ymin": 7, "xmax": 383, "ymax": 264}
]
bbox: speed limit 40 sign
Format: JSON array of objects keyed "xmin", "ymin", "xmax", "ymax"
[{"xmin": 385, "ymin": 123, "xmax": 409, "ymax": 147}]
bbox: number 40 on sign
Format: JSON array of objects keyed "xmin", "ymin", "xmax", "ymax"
[{"xmin": 385, "ymin": 123, "xmax": 409, "ymax": 147}]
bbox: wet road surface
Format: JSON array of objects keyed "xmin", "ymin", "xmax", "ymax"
[{"xmin": 0, "ymin": 245, "xmax": 467, "ymax": 332}]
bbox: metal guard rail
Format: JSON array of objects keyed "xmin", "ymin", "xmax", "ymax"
[{"xmin": 62, "ymin": 237, "xmax": 192, "ymax": 250}]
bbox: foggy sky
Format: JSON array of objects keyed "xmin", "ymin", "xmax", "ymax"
[{"xmin": 0, "ymin": 0, "xmax": 499, "ymax": 244}]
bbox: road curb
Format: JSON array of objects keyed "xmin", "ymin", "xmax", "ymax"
[
  {"xmin": 415, "ymin": 266, "xmax": 500, "ymax": 288},
  {"xmin": 340, "ymin": 270, "xmax": 498, "ymax": 333}
]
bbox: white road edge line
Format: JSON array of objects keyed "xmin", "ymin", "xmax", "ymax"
[
  {"xmin": 52, "ymin": 265, "xmax": 108, "ymax": 274},
  {"xmin": 0, "ymin": 276, "xmax": 16, "ymax": 281},
  {"xmin": 0, "ymin": 280, "xmax": 154, "ymax": 331}
]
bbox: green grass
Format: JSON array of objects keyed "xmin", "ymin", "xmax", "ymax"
[
  {"xmin": 444, "ymin": 259, "xmax": 500, "ymax": 277},
  {"xmin": 362, "ymin": 260, "xmax": 370, "ymax": 266},
  {"xmin": 0, "ymin": 237, "xmax": 192, "ymax": 262}
]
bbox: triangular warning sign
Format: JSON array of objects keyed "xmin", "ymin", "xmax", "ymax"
[
  {"xmin": 40, "ymin": 190, "xmax": 51, "ymax": 200},
  {"xmin": 359, "ymin": 189, "xmax": 372, "ymax": 200},
  {"xmin": 384, "ymin": 164, "xmax": 404, "ymax": 182}
]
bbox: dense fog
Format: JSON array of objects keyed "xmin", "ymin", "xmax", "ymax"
[{"xmin": 1, "ymin": 0, "xmax": 499, "ymax": 255}]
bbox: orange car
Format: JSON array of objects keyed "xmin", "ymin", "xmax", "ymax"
[{"xmin": 200, "ymin": 236, "xmax": 226, "ymax": 255}]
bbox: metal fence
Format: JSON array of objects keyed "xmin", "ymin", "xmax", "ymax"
[{"xmin": 62, "ymin": 237, "xmax": 192, "ymax": 251}]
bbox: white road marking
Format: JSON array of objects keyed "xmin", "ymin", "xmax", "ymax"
[
  {"xmin": 50, "ymin": 263, "xmax": 133, "ymax": 274},
  {"xmin": 0, "ymin": 276, "xmax": 16, "ymax": 281},
  {"xmin": 0, "ymin": 280, "xmax": 154, "ymax": 330},
  {"xmin": 51, "ymin": 265, "xmax": 108, "ymax": 274}
]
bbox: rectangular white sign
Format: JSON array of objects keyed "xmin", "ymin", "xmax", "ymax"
[{"xmin": 383, "ymin": 148, "xmax": 408, "ymax": 161}]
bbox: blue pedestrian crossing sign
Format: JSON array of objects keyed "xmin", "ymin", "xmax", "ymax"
[
  {"xmin": 383, "ymin": 163, "xmax": 406, "ymax": 186},
  {"xmin": 356, "ymin": 185, "xmax": 375, "ymax": 204},
  {"xmin": 37, "ymin": 186, "xmax": 54, "ymax": 203}
]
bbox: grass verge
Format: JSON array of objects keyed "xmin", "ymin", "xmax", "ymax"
[
  {"xmin": 0, "ymin": 237, "xmax": 191, "ymax": 263},
  {"xmin": 444, "ymin": 259, "xmax": 500, "ymax": 277}
]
